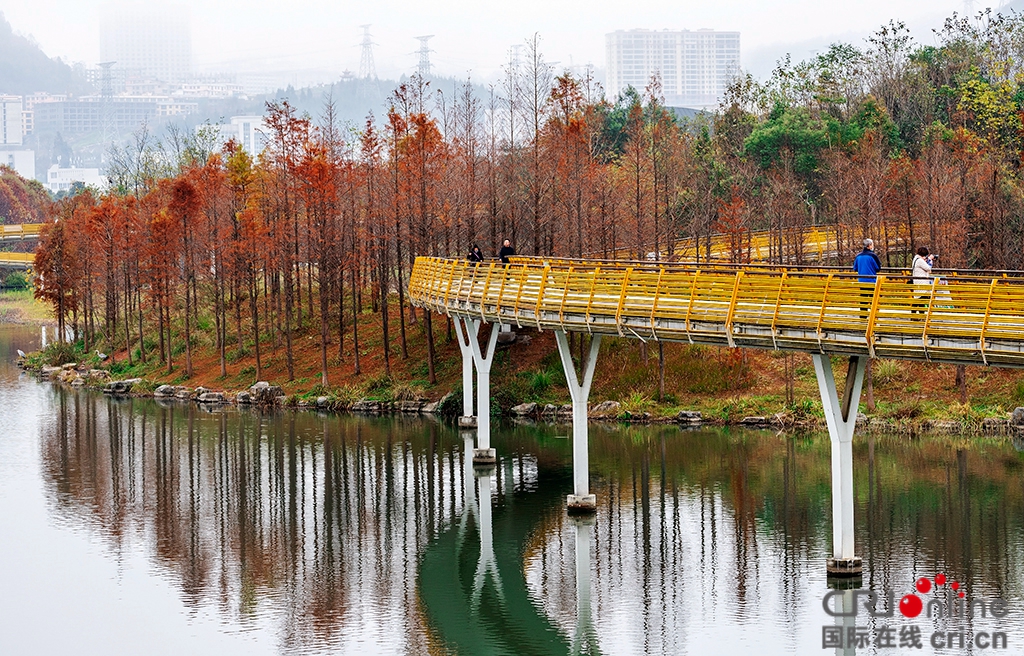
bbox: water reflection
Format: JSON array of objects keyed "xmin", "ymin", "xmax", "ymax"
[{"xmin": 35, "ymin": 388, "xmax": 1024, "ymax": 654}]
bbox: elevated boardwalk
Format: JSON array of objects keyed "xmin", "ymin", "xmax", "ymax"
[
  {"xmin": 600, "ymin": 222, "xmax": 912, "ymax": 263},
  {"xmin": 409, "ymin": 256, "xmax": 1024, "ymax": 368},
  {"xmin": 409, "ymin": 254, "xmax": 1024, "ymax": 573},
  {"xmin": 0, "ymin": 252, "xmax": 33, "ymax": 270},
  {"xmin": 0, "ymin": 224, "xmax": 42, "ymax": 270},
  {"xmin": 0, "ymin": 224, "xmax": 43, "ymax": 244}
]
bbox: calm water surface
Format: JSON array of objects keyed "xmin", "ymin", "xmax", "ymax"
[{"xmin": 1, "ymin": 324, "xmax": 1023, "ymax": 655}]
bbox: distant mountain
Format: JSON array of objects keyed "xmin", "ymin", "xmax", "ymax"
[{"xmin": 0, "ymin": 12, "xmax": 89, "ymax": 95}]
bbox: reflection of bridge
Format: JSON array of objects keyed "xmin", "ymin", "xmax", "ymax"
[
  {"xmin": 0, "ymin": 224, "xmax": 41, "ymax": 270},
  {"xmin": 409, "ymin": 255, "xmax": 1024, "ymax": 576},
  {"xmin": 418, "ymin": 435, "xmax": 581, "ymax": 655}
]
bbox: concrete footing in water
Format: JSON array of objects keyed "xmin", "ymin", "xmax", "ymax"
[
  {"xmin": 472, "ymin": 448, "xmax": 496, "ymax": 465},
  {"xmin": 566, "ymin": 494, "xmax": 597, "ymax": 514},
  {"xmin": 827, "ymin": 556, "xmax": 863, "ymax": 577}
]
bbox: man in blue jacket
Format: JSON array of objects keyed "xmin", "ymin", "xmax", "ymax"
[
  {"xmin": 852, "ymin": 238, "xmax": 882, "ymax": 319},
  {"xmin": 852, "ymin": 238, "xmax": 882, "ymax": 282}
]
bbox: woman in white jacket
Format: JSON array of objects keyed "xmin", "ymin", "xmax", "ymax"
[{"xmin": 912, "ymin": 246, "xmax": 935, "ymax": 313}]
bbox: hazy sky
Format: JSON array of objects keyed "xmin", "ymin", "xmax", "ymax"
[{"xmin": 0, "ymin": 0, "xmax": 996, "ymax": 82}]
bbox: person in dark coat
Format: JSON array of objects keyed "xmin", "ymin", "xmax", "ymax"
[
  {"xmin": 498, "ymin": 239, "xmax": 515, "ymax": 264},
  {"xmin": 852, "ymin": 238, "xmax": 882, "ymax": 319},
  {"xmin": 468, "ymin": 245, "xmax": 484, "ymax": 262}
]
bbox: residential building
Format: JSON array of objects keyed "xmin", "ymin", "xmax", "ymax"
[
  {"xmin": 100, "ymin": 5, "xmax": 192, "ymax": 83},
  {"xmin": 33, "ymin": 96, "xmax": 197, "ymax": 134},
  {"xmin": 606, "ymin": 29, "xmax": 741, "ymax": 109},
  {"xmin": 0, "ymin": 148, "xmax": 35, "ymax": 180},
  {"xmin": 171, "ymin": 82, "xmax": 244, "ymax": 99},
  {"xmin": 206, "ymin": 115, "xmax": 269, "ymax": 155},
  {"xmin": 1, "ymin": 96, "xmax": 24, "ymax": 145},
  {"xmin": 45, "ymin": 165, "xmax": 105, "ymax": 194}
]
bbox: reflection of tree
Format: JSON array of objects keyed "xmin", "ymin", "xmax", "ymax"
[
  {"xmin": 39, "ymin": 389, "xmax": 499, "ymax": 653},
  {"xmin": 38, "ymin": 389, "xmax": 1024, "ymax": 652},
  {"xmin": 527, "ymin": 424, "xmax": 1024, "ymax": 653}
]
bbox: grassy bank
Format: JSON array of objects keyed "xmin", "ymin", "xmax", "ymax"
[
  {"xmin": 20, "ymin": 297, "xmax": 1024, "ymax": 433},
  {"xmin": 0, "ymin": 289, "xmax": 52, "ymax": 324}
]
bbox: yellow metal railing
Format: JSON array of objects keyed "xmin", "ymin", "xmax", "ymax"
[
  {"xmin": 409, "ymin": 256, "xmax": 1024, "ymax": 367},
  {"xmin": 601, "ymin": 222, "xmax": 913, "ymax": 263},
  {"xmin": 0, "ymin": 252, "xmax": 34, "ymax": 268},
  {"xmin": 0, "ymin": 224, "xmax": 43, "ymax": 241}
]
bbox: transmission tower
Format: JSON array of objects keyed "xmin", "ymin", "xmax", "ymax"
[
  {"xmin": 415, "ymin": 35, "xmax": 434, "ymax": 77},
  {"xmin": 358, "ymin": 25, "xmax": 381, "ymax": 101},
  {"xmin": 98, "ymin": 61, "xmax": 118, "ymax": 160}
]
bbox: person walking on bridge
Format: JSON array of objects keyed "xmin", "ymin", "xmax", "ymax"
[
  {"xmin": 468, "ymin": 245, "xmax": 484, "ymax": 263},
  {"xmin": 498, "ymin": 239, "xmax": 515, "ymax": 264},
  {"xmin": 853, "ymin": 239, "xmax": 882, "ymax": 320},
  {"xmin": 852, "ymin": 239, "xmax": 881, "ymax": 283},
  {"xmin": 911, "ymin": 246, "xmax": 935, "ymax": 314}
]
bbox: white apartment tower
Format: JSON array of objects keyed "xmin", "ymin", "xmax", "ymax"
[
  {"xmin": 606, "ymin": 29, "xmax": 740, "ymax": 109},
  {"xmin": 0, "ymin": 96, "xmax": 24, "ymax": 145},
  {"xmin": 100, "ymin": 5, "xmax": 192, "ymax": 83}
]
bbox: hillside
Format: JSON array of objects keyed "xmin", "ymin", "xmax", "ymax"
[{"xmin": 0, "ymin": 12, "xmax": 89, "ymax": 95}]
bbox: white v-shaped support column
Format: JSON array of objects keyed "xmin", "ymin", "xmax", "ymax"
[
  {"xmin": 469, "ymin": 319, "xmax": 500, "ymax": 465},
  {"xmin": 555, "ymin": 330, "xmax": 602, "ymax": 513},
  {"xmin": 812, "ymin": 354, "xmax": 866, "ymax": 576},
  {"xmin": 452, "ymin": 316, "xmax": 476, "ymax": 427}
]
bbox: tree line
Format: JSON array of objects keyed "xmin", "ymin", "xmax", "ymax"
[{"xmin": 31, "ymin": 14, "xmax": 1024, "ymax": 386}]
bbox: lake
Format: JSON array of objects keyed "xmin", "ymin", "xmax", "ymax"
[{"xmin": 1, "ymin": 323, "xmax": 1022, "ymax": 655}]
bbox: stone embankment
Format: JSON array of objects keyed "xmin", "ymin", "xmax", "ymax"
[{"xmin": 16, "ymin": 359, "xmax": 1024, "ymax": 439}]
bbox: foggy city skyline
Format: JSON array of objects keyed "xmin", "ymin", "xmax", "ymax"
[{"xmin": 0, "ymin": 0, "xmax": 998, "ymax": 85}]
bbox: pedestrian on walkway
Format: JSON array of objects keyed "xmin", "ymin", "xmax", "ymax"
[
  {"xmin": 498, "ymin": 239, "xmax": 515, "ymax": 264},
  {"xmin": 911, "ymin": 246, "xmax": 935, "ymax": 314},
  {"xmin": 852, "ymin": 239, "xmax": 881, "ymax": 283},
  {"xmin": 853, "ymin": 239, "xmax": 882, "ymax": 320},
  {"xmin": 468, "ymin": 245, "xmax": 484, "ymax": 262}
]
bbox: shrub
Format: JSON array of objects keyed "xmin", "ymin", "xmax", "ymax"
[
  {"xmin": 41, "ymin": 341, "xmax": 79, "ymax": 366},
  {"xmin": 2, "ymin": 271, "xmax": 29, "ymax": 289},
  {"xmin": 391, "ymin": 381, "xmax": 424, "ymax": 401},
  {"xmin": 365, "ymin": 373, "xmax": 394, "ymax": 399},
  {"xmin": 437, "ymin": 389, "xmax": 462, "ymax": 417},
  {"xmin": 620, "ymin": 389, "xmax": 654, "ymax": 415},
  {"xmin": 1013, "ymin": 379, "xmax": 1024, "ymax": 405},
  {"xmin": 528, "ymin": 370, "xmax": 552, "ymax": 396},
  {"xmin": 872, "ymin": 360, "xmax": 903, "ymax": 388}
]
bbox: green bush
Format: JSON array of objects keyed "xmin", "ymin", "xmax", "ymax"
[
  {"xmin": 872, "ymin": 360, "xmax": 904, "ymax": 388},
  {"xmin": 437, "ymin": 389, "xmax": 462, "ymax": 417},
  {"xmin": 528, "ymin": 370, "xmax": 552, "ymax": 396},
  {"xmin": 41, "ymin": 341, "xmax": 79, "ymax": 366},
  {"xmin": 2, "ymin": 271, "xmax": 29, "ymax": 289}
]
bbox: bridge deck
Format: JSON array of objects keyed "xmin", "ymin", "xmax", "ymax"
[
  {"xmin": 0, "ymin": 224, "xmax": 42, "ymax": 243},
  {"xmin": 409, "ymin": 256, "xmax": 1024, "ymax": 368},
  {"xmin": 0, "ymin": 224, "xmax": 41, "ymax": 270}
]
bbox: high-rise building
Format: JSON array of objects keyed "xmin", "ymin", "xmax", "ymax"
[
  {"xmin": 606, "ymin": 29, "xmax": 740, "ymax": 109},
  {"xmin": 100, "ymin": 4, "xmax": 192, "ymax": 83},
  {"xmin": 0, "ymin": 96, "xmax": 24, "ymax": 145}
]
